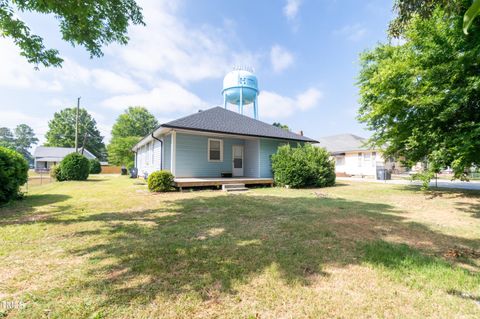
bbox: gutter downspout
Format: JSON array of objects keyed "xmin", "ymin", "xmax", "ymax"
[{"xmin": 151, "ymin": 133, "xmax": 163, "ymax": 170}]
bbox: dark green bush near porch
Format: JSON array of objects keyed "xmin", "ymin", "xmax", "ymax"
[
  {"xmin": 89, "ymin": 159, "xmax": 102, "ymax": 174},
  {"xmin": 0, "ymin": 147, "xmax": 29, "ymax": 203},
  {"xmin": 148, "ymin": 170, "xmax": 174, "ymax": 192},
  {"xmin": 271, "ymin": 144, "xmax": 335, "ymax": 188},
  {"xmin": 54, "ymin": 153, "xmax": 90, "ymax": 181}
]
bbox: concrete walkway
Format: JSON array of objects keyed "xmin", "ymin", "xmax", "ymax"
[{"xmin": 337, "ymin": 177, "xmax": 480, "ymax": 191}]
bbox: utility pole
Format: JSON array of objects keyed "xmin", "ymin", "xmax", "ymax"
[{"xmin": 75, "ymin": 97, "xmax": 81, "ymax": 152}]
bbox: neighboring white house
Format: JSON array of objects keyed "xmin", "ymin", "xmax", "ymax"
[
  {"xmin": 316, "ymin": 134, "xmax": 407, "ymax": 177},
  {"xmin": 33, "ymin": 146, "xmax": 96, "ymax": 171}
]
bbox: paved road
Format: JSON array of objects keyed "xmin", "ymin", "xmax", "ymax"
[{"xmin": 337, "ymin": 177, "xmax": 480, "ymax": 191}]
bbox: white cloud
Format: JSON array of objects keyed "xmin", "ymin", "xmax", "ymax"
[
  {"xmin": 0, "ymin": 39, "xmax": 142, "ymax": 96},
  {"xmin": 283, "ymin": 0, "xmax": 302, "ymax": 21},
  {"xmin": 259, "ymin": 87, "xmax": 323, "ymax": 118},
  {"xmin": 0, "ymin": 39, "xmax": 63, "ymax": 92},
  {"xmin": 109, "ymin": 0, "xmax": 258, "ymax": 84},
  {"xmin": 334, "ymin": 24, "xmax": 368, "ymax": 42},
  {"xmin": 270, "ymin": 45, "xmax": 294, "ymax": 73},
  {"xmin": 90, "ymin": 69, "xmax": 142, "ymax": 94},
  {"xmin": 101, "ymin": 80, "xmax": 207, "ymax": 113}
]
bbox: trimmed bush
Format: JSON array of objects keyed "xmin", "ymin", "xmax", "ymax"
[
  {"xmin": 56, "ymin": 153, "xmax": 90, "ymax": 181},
  {"xmin": 271, "ymin": 143, "xmax": 336, "ymax": 188},
  {"xmin": 50, "ymin": 164, "xmax": 63, "ymax": 181},
  {"xmin": 0, "ymin": 147, "xmax": 29, "ymax": 203},
  {"xmin": 148, "ymin": 170, "xmax": 174, "ymax": 192},
  {"xmin": 89, "ymin": 159, "xmax": 102, "ymax": 174}
]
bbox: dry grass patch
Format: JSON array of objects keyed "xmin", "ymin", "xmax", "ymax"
[{"xmin": 0, "ymin": 176, "xmax": 479, "ymax": 318}]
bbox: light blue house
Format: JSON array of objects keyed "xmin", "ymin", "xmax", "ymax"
[{"xmin": 132, "ymin": 106, "xmax": 317, "ymax": 187}]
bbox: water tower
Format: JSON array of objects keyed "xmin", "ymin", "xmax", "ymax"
[{"xmin": 222, "ymin": 66, "xmax": 259, "ymax": 119}]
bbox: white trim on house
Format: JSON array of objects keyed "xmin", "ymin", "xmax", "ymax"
[
  {"xmin": 171, "ymin": 130, "xmax": 176, "ymax": 176},
  {"xmin": 208, "ymin": 138, "xmax": 224, "ymax": 162}
]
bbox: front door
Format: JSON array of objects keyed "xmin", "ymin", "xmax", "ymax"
[{"xmin": 232, "ymin": 145, "xmax": 244, "ymax": 177}]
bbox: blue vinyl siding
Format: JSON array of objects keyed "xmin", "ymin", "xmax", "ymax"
[
  {"xmin": 259, "ymin": 139, "xmax": 302, "ymax": 178},
  {"xmin": 259, "ymin": 139, "xmax": 284, "ymax": 178},
  {"xmin": 244, "ymin": 139, "xmax": 259, "ymax": 177},
  {"xmin": 163, "ymin": 134, "xmax": 171, "ymax": 171},
  {"xmin": 175, "ymin": 132, "xmax": 244, "ymax": 178}
]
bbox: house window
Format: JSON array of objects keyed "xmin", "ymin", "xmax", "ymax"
[
  {"xmin": 145, "ymin": 143, "xmax": 150, "ymax": 165},
  {"xmin": 335, "ymin": 156, "xmax": 345, "ymax": 166},
  {"xmin": 358, "ymin": 153, "xmax": 362, "ymax": 167},
  {"xmin": 208, "ymin": 138, "xmax": 223, "ymax": 162},
  {"xmin": 151, "ymin": 141, "xmax": 155, "ymax": 164},
  {"xmin": 372, "ymin": 152, "xmax": 377, "ymax": 167}
]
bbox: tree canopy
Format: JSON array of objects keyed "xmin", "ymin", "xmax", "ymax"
[
  {"xmin": 272, "ymin": 122, "xmax": 290, "ymax": 131},
  {"xmin": 13, "ymin": 124, "xmax": 38, "ymax": 160},
  {"xmin": 0, "ymin": 124, "xmax": 38, "ymax": 161},
  {"xmin": 111, "ymin": 106, "xmax": 158, "ymax": 138},
  {"xmin": 357, "ymin": 6, "xmax": 480, "ymax": 179},
  {"xmin": 0, "ymin": 127, "xmax": 15, "ymax": 149},
  {"xmin": 0, "ymin": 0, "xmax": 144, "ymax": 67},
  {"xmin": 45, "ymin": 108, "xmax": 105, "ymax": 159},
  {"xmin": 107, "ymin": 106, "xmax": 158, "ymax": 167},
  {"xmin": 388, "ymin": 0, "xmax": 463, "ymax": 37}
]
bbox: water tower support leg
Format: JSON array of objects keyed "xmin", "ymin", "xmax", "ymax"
[
  {"xmin": 223, "ymin": 96, "xmax": 227, "ymax": 109},
  {"xmin": 240, "ymin": 88, "xmax": 243, "ymax": 114},
  {"xmin": 254, "ymin": 96, "xmax": 258, "ymax": 119}
]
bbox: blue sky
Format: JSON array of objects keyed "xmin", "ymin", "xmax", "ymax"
[{"xmin": 0, "ymin": 0, "xmax": 393, "ymax": 144}]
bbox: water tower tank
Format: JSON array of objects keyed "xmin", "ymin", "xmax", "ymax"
[{"xmin": 222, "ymin": 67, "xmax": 259, "ymax": 119}]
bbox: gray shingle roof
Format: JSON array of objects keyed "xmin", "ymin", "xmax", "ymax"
[
  {"xmin": 161, "ymin": 107, "xmax": 317, "ymax": 142},
  {"xmin": 34, "ymin": 146, "xmax": 96, "ymax": 160},
  {"xmin": 315, "ymin": 134, "xmax": 371, "ymax": 153}
]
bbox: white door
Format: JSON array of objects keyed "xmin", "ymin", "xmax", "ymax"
[{"xmin": 232, "ymin": 145, "xmax": 244, "ymax": 177}]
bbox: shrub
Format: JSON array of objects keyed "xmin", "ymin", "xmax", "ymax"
[
  {"xmin": 148, "ymin": 170, "xmax": 174, "ymax": 192},
  {"xmin": 57, "ymin": 153, "xmax": 90, "ymax": 181},
  {"xmin": 50, "ymin": 164, "xmax": 63, "ymax": 181},
  {"xmin": 271, "ymin": 143, "xmax": 336, "ymax": 188},
  {"xmin": 89, "ymin": 159, "xmax": 102, "ymax": 174},
  {"xmin": 0, "ymin": 147, "xmax": 29, "ymax": 203}
]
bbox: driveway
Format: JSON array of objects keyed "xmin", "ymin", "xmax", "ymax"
[{"xmin": 337, "ymin": 177, "xmax": 480, "ymax": 191}]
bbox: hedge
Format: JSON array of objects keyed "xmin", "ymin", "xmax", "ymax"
[
  {"xmin": 54, "ymin": 153, "xmax": 90, "ymax": 181},
  {"xmin": 271, "ymin": 143, "xmax": 336, "ymax": 188},
  {"xmin": 148, "ymin": 170, "xmax": 174, "ymax": 192},
  {"xmin": 0, "ymin": 147, "xmax": 29, "ymax": 203},
  {"xmin": 89, "ymin": 159, "xmax": 102, "ymax": 174}
]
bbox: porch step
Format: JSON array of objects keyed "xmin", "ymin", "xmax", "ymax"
[{"xmin": 222, "ymin": 183, "xmax": 249, "ymax": 192}]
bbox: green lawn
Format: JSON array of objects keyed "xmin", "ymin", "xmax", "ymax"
[{"xmin": 1, "ymin": 175, "xmax": 479, "ymax": 318}]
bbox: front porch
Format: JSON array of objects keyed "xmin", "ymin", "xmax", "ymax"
[{"xmin": 174, "ymin": 177, "xmax": 273, "ymax": 188}]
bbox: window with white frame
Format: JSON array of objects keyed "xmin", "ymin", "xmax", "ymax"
[
  {"xmin": 358, "ymin": 152, "xmax": 362, "ymax": 167},
  {"xmin": 208, "ymin": 138, "xmax": 223, "ymax": 162},
  {"xmin": 146, "ymin": 142, "xmax": 151, "ymax": 165},
  {"xmin": 151, "ymin": 141, "xmax": 155, "ymax": 164},
  {"xmin": 335, "ymin": 156, "xmax": 345, "ymax": 166},
  {"xmin": 372, "ymin": 152, "xmax": 377, "ymax": 167},
  {"xmin": 363, "ymin": 152, "xmax": 371, "ymax": 163}
]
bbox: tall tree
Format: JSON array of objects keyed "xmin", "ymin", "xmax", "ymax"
[
  {"xmin": 45, "ymin": 108, "xmax": 106, "ymax": 159},
  {"xmin": 107, "ymin": 107, "xmax": 158, "ymax": 167},
  {"xmin": 0, "ymin": 127, "xmax": 15, "ymax": 149},
  {"xmin": 357, "ymin": 7, "xmax": 480, "ymax": 180},
  {"xmin": 13, "ymin": 124, "xmax": 38, "ymax": 161},
  {"xmin": 0, "ymin": 0, "xmax": 144, "ymax": 68},
  {"xmin": 111, "ymin": 106, "xmax": 158, "ymax": 138}
]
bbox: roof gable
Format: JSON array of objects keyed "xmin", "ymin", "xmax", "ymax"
[{"xmin": 161, "ymin": 107, "xmax": 317, "ymax": 142}]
